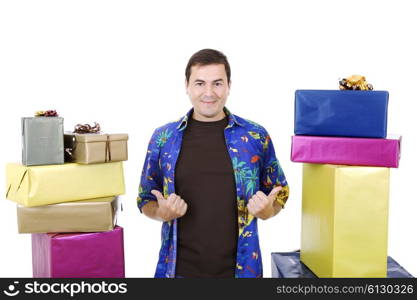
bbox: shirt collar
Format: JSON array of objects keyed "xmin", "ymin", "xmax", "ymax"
[{"xmin": 176, "ymin": 106, "xmax": 243, "ymax": 131}]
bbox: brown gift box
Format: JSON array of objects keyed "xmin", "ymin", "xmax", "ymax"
[
  {"xmin": 17, "ymin": 196, "xmax": 119, "ymax": 233},
  {"xmin": 64, "ymin": 133, "xmax": 128, "ymax": 164}
]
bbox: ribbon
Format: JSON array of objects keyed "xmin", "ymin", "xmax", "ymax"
[
  {"xmin": 339, "ymin": 75, "xmax": 373, "ymax": 91},
  {"xmin": 105, "ymin": 134, "xmax": 112, "ymax": 162},
  {"xmin": 35, "ymin": 110, "xmax": 59, "ymax": 117},
  {"xmin": 73, "ymin": 122, "xmax": 101, "ymax": 134}
]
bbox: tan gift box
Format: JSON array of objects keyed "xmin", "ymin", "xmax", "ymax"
[
  {"xmin": 64, "ymin": 133, "xmax": 128, "ymax": 164},
  {"xmin": 17, "ymin": 196, "xmax": 119, "ymax": 233}
]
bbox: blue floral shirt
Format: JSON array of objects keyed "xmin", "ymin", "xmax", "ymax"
[{"xmin": 137, "ymin": 107, "xmax": 289, "ymax": 278}]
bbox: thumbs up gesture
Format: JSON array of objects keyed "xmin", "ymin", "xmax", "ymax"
[
  {"xmin": 247, "ymin": 186, "xmax": 283, "ymax": 220},
  {"xmin": 151, "ymin": 190, "xmax": 188, "ymax": 222}
]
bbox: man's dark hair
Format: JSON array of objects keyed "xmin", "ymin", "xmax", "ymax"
[{"xmin": 185, "ymin": 49, "xmax": 231, "ymax": 85}]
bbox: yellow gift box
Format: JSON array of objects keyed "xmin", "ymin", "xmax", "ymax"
[
  {"xmin": 6, "ymin": 162, "xmax": 125, "ymax": 207},
  {"xmin": 301, "ymin": 163, "xmax": 389, "ymax": 278}
]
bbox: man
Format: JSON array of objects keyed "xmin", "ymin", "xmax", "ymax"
[{"xmin": 137, "ymin": 49, "xmax": 289, "ymax": 278}]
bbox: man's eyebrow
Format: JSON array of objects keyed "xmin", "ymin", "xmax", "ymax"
[{"xmin": 193, "ymin": 78, "xmax": 224, "ymax": 83}]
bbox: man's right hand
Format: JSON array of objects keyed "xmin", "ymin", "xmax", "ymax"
[{"xmin": 151, "ymin": 190, "xmax": 188, "ymax": 222}]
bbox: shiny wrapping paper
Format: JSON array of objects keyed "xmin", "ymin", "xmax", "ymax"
[
  {"xmin": 294, "ymin": 90, "xmax": 389, "ymax": 138},
  {"xmin": 32, "ymin": 226, "xmax": 125, "ymax": 278},
  {"xmin": 301, "ymin": 164, "xmax": 390, "ymax": 278},
  {"xmin": 291, "ymin": 135, "xmax": 401, "ymax": 167},
  {"xmin": 22, "ymin": 117, "xmax": 64, "ymax": 166},
  {"xmin": 6, "ymin": 162, "xmax": 125, "ymax": 207},
  {"xmin": 17, "ymin": 196, "xmax": 118, "ymax": 233},
  {"xmin": 64, "ymin": 133, "xmax": 128, "ymax": 164},
  {"xmin": 271, "ymin": 252, "xmax": 413, "ymax": 278}
]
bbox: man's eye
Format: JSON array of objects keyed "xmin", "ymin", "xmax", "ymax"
[
  {"xmin": 215, "ymin": 82, "xmax": 223, "ymax": 86},
  {"xmin": 195, "ymin": 82, "xmax": 203, "ymax": 86}
]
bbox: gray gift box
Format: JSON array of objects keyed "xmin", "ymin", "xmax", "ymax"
[{"xmin": 21, "ymin": 117, "xmax": 64, "ymax": 166}]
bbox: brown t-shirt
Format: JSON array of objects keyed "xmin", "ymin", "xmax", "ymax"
[{"xmin": 174, "ymin": 115, "xmax": 238, "ymax": 278}]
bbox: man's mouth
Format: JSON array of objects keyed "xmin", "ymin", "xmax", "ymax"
[{"xmin": 201, "ymin": 100, "xmax": 216, "ymax": 104}]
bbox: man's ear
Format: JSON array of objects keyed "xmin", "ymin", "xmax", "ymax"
[
  {"xmin": 227, "ymin": 79, "xmax": 232, "ymax": 94},
  {"xmin": 185, "ymin": 79, "xmax": 189, "ymax": 94}
]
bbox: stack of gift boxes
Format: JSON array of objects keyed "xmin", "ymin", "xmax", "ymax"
[
  {"xmin": 5, "ymin": 112, "xmax": 128, "ymax": 278},
  {"xmin": 288, "ymin": 88, "xmax": 402, "ymax": 278}
]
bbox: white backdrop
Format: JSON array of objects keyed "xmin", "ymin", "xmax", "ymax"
[{"xmin": 1, "ymin": 0, "xmax": 416, "ymax": 278}]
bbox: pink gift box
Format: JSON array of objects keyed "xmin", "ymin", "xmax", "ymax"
[
  {"xmin": 32, "ymin": 226, "xmax": 125, "ymax": 278},
  {"xmin": 291, "ymin": 135, "xmax": 401, "ymax": 168}
]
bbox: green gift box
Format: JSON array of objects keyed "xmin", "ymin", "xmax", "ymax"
[{"xmin": 21, "ymin": 117, "xmax": 64, "ymax": 166}]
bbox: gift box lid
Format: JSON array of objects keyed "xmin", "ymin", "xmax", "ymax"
[
  {"xmin": 46, "ymin": 224, "xmax": 123, "ymax": 240},
  {"xmin": 22, "ymin": 116, "xmax": 63, "ymax": 121},
  {"xmin": 64, "ymin": 132, "xmax": 128, "ymax": 143}
]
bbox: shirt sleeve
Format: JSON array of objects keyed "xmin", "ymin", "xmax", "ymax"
[
  {"xmin": 137, "ymin": 128, "xmax": 163, "ymax": 213},
  {"xmin": 259, "ymin": 130, "xmax": 290, "ymax": 208}
]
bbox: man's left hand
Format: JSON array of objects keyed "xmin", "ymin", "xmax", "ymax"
[{"xmin": 247, "ymin": 186, "xmax": 283, "ymax": 220}]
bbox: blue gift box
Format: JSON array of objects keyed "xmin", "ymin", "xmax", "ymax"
[
  {"xmin": 271, "ymin": 251, "xmax": 413, "ymax": 278},
  {"xmin": 294, "ymin": 90, "xmax": 389, "ymax": 138}
]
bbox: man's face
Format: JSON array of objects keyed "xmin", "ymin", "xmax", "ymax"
[{"xmin": 186, "ymin": 64, "xmax": 230, "ymax": 121}]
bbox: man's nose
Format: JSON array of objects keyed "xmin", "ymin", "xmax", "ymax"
[{"xmin": 204, "ymin": 85, "xmax": 214, "ymax": 96}]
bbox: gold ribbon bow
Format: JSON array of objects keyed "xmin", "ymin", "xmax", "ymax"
[{"xmin": 339, "ymin": 75, "xmax": 373, "ymax": 91}]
